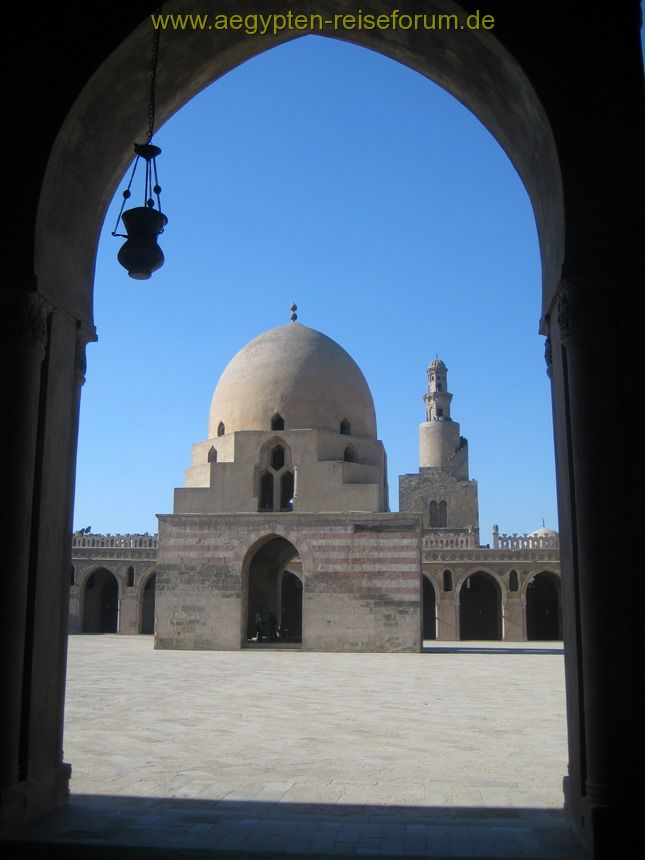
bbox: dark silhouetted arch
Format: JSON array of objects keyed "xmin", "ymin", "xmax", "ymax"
[
  {"xmin": 82, "ymin": 569, "xmax": 118, "ymax": 633},
  {"xmin": 527, "ymin": 571, "xmax": 562, "ymax": 640},
  {"xmin": 459, "ymin": 572, "xmax": 502, "ymax": 640}
]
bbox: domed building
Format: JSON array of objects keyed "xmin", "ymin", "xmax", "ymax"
[
  {"xmin": 154, "ymin": 317, "xmax": 420, "ymax": 652},
  {"xmin": 69, "ymin": 318, "xmax": 561, "ymax": 649}
]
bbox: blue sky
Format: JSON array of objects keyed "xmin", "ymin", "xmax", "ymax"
[{"xmin": 73, "ymin": 34, "xmax": 558, "ymax": 539}]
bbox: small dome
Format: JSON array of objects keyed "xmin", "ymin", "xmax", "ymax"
[
  {"xmin": 209, "ymin": 323, "xmax": 377, "ymax": 438},
  {"xmin": 428, "ymin": 357, "xmax": 446, "ymax": 369},
  {"xmin": 530, "ymin": 526, "xmax": 558, "ymax": 537}
]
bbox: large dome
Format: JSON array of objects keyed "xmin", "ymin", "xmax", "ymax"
[{"xmin": 208, "ymin": 322, "xmax": 377, "ymax": 439}]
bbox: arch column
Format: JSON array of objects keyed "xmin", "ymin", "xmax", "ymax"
[
  {"xmin": 547, "ymin": 270, "xmax": 642, "ymax": 855},
  {"xmin": 119, "ymin": 586, "xmax": 138, "ymax": 634},
  {"xmin": 436, "ymin": 589, "xmax": 458, "ymax": 641},
  {"xmin": 0, "ymin": 288, "xmax": 94, "ymax": 829},
  {"xmin": 503, "ymin": 595, "xmax": 524, "ymax": 641}
]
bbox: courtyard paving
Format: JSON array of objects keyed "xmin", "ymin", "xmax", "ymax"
[{"xmin": 4, "ymin": 636, "xmax": 585, "ymax": 859}]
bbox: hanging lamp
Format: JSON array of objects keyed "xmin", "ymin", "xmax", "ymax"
[{"xmin": 113, "ymin": 20, "xmax": 168, "ymax": 280}]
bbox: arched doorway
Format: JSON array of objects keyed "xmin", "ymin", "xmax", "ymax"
[
  {"xmin": 245, "ymin": 536, "xmax": 302, "ymax": 644},
  {"xmin": 422, "ymin": 575, "xmax": 436, "ymax": 640},
  {"xmin": 459, "ymin": 572, "xmax": 502, "ymax": 640},
  {"xmin": 82, "ymin": 568, "xmax": 119, "ymax": 633},
  {"xmin": 141, "ymin": 573, "xmax": 156, "ymax": 635},
  {"xmin": 526, "ymin": 571, "xmax": 562, "ymax": 640}
]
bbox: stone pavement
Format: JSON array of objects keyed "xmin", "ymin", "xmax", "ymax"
[{"xmin": 3, "ymin": 636, "xmax": 585, "ymax": 859}]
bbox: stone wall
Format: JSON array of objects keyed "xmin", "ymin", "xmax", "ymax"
[{"xmin": 156, "ymin": 512, "xmax": 422, "ymax": 652}]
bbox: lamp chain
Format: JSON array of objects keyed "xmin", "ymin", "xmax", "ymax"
[{"xmin": 146, "ymin": 14, "xmax": 161, "ymax": 143}]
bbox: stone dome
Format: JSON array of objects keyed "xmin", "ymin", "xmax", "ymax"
[
  {"xmin": 208, "ymin": 323, "xmax": 377, "ymax": 439},
  {"xmin": 529, "ymin": 526, "xmax": 559, "ymax": 538}
]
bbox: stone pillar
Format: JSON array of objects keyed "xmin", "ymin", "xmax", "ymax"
[
  {"xmin": 547, "ymin": 273, "xmax": 642, "ymax": 856},
  {"xmin": 436, "ymin": 590, "xmax": 458, "ymax": 640},
  {"xmin": 0, "ymin": 289, "xmax": 52, "ymax": 826},
  {"xmin": 119, "ymin": 588, "xmax": 139, "ymax": 634},
  {"xmin": 503, "ymin": 596, "xmax": 524, "ymax": 641},
  {"xmin": 0, "ymin": 290, "xmax": 95, "ymax": 832},
  {"xmin": 68, "ymin": 585, "xmax": 81, "ymax": 633}
]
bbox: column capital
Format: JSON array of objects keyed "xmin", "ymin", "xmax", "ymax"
[
  {"xmin": 5, "ymin": 290, "xmax": 54, "ymax": 360},
  {"xmin": 74, "ymin": 323, "xmax": 98, "ymax": 386}
]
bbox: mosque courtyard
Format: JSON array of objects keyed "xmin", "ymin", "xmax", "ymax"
[{"xmin": 5, "ymin": 635, "xmax": 584, "ymax": 859}]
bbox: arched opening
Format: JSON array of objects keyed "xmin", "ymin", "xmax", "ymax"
[
  {"xmin": 280, "ymin": 470, "xmax": 294, "ymax": 512},
  {"xmin": 141, "ymin": 573, "xmax": 156, "ymax": 635},
  {"xmin": 526, "ymin": 571, "xmax": 562, "ymax": 640},
  {"xmin": 429, "ymin": 501, "xmax": 438, "ymax": 526},
  {"xmin": 207, "ymin": 446, "xmax": 217, "ymax": 463},
  {"xmin": 344, "ymin": 446, "xmax": 356, "ymax": 463},
  {"xmin": 259, "ymin": 471, "xmax": 273, "ymax": 512},
  {"xmin": 422, "ymin": 575, "xmax": 436, "ymax": 640},
  {"xmin": 244, "ymin": 536, "xmax": 302, "ymax": 645},
  {"xmin": 340, "ymin": 418, "xmax": 351, "ymax": 435},
  {"xmin": 217, "ymin": 422, "xmax": 225, "ymax": 437},
  {"xmin": 459, "ymin": 572, "xmax": 502, "ymax": 640},
  {"xmin": 126, "ymin": 566, "xmax": 134, "ymax": 587},
  {"xmin": 82, "ymin": 568, "xmax": 119, "ymax": 633},
  {"xmin": 438, "ymin": 500, "xmax": 447, "ymax": 527},
  {"xmin": 443, "ymin": 569, "xmax": 453, "ymax": 592},
  {"xmin": 271, "ymin": 444, "xmax": 285, "ymax": 471},
  {"xmin": 509, "ymin": 570, "xmax": 519, "ymax": 592},
  {"xmin": 271, "ymin": 413, "xmax": 285, "ymax": 431}
]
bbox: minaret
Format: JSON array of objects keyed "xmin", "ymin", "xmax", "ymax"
[{"xmin": 419, "ymin": 358, "xmax": 469, "ymax": 480}]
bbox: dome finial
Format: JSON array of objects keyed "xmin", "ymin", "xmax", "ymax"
[{"xmin": 290, "ymin": 303, "xmax": 298, "ymax": 322}]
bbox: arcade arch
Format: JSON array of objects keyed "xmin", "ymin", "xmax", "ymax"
[
  {"xmin": 81, "ymin": 568, "xmax": 119, "ymax": 633},
  {"xmin": 459, "ymin": 571, "xmax": 502, "ymax": 640},
  {"xmin": 525, "ymin": 570, "xmax": 562, "ymax": 641}
]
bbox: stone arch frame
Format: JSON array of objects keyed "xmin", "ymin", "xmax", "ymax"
[{"xmin": 10, "ymin": 1, "xmax": 643, "ymax": 849}]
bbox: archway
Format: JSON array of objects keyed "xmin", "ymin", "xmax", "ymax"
[
  {"xmin": 244, "ymin": 536, "xmax": 302, "ymax": 644},
  {"xmin": 526, "ymin": 571, "xmax": 562, "ymax": 641},
  {"xmin": 422, "ymin": 575, "xmax": 437, "ymax": 640},
  {"xmin": 459, "ymin": 572, "xmax": 502, "ymax": 640},
  {"xmin": 81, "ymin": 568, "xmax": 119, "ymax": 633},
  {"xmin": 140, "ymin": 573, "xmax": 156, "ymax": 635}
]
